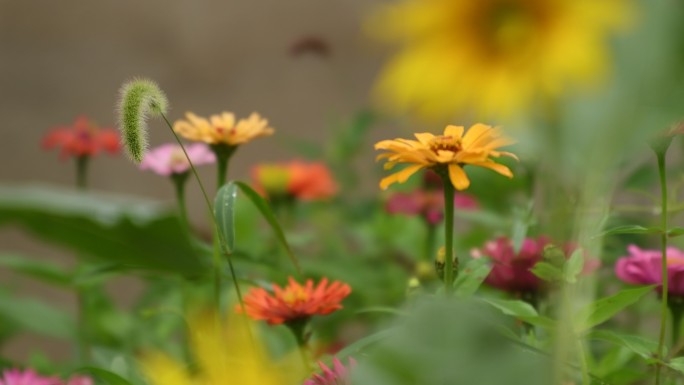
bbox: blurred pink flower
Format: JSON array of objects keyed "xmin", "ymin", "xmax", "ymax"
[
  {"xmin": 304, "ymin": 357, "xmax": 356, "ymax": 385},
  {"xmin": 616, "ymin": 244, "xmax": 684, "ymax": 296},
  {"xmin": 0, "ymin": 369, "xmax": 60, "ymax": 385},
  {"xmin": 472, "ymin": 236, "xmax": 597, "ymax": 293},
  {"xmin": 139, "ymin": 143, "xmax": 215, "ymax": 176}
]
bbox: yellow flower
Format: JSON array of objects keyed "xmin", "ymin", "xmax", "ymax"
[
  {"xmin": 369, "ymin": 0, "xmax": 633, "ymax": 118},
  {"xmin": 141, "ymin": 313, "xmax": 305, "ymax": 385},
  {"xmin": 375, "ymin": 124, "xmax": 516, "ymax": 191},
  {"xmin": 173, "ymin": 111, "xmax": 274, "ymax": 146}
]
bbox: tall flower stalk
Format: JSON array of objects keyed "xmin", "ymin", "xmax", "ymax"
[
  {"xmin": 117, "ymin": 79, "xmax": 244, "ymax": 313},
  {"xmin": 655, "ymin": 147, "xmax": 669, "ymax": 385},
  {"xmin": 440, "ymin": 170, "xmax": 456, "ymax": 292}
]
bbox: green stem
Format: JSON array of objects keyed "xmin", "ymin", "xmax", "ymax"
[
  {"xmin": 159, "ymin": 114, "xmax": 246, "ymax": 315},
  {"xmin": 424, "ymin": 223, "xmax": 437, "ymax": 262},
  {"xmin": 287, "ymin": 319, "xmax": 313, "ymax": 370},
  {"xmin": 577, "ymin": 339, "xmax": 591, "ymax": 385},
  {"xmin": 75, "ymin": 156, "xmax": 89, "ymax": 191},
  {"xmin": 655, "ymin": 151, "xmax": 669, "ymax": 385},
  {"xmin": 171, "ymin": 172, "xmax": 190, "ymax": 229},
  {"xmin": 442, "ymin": 177, "xmax": 456, "ymax": 293}
]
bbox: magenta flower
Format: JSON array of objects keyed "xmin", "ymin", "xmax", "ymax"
[
  {"xmin": 0, "ymin": 369, "xmax": 60, "ymax": 385},
  {"xmin": 139, "ymin": 143, "xmax": 215, "ymax": 176},
  {"xmin": 304, "ymin": 357, "xmax": 356, "ymax": 385},
  {"xmin": 616, "ymin": 244, "xmax": 684, "ymax": 296}
]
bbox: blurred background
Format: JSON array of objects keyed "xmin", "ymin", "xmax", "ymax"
[{"xmin": 0, "ymin": 0, "xmax": 388, "ymax": 361}]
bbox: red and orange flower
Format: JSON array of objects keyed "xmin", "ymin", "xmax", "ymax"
[
  {"xmin": 42, "ymin": 116, "xmax": 120, "ymax": 160},
  {"xmin": 251, "ymin": 160, "xmax": 338, "ymax": 201},
  {"xmin": 238, "ymin": 277, "xmax": 351, "ymax": 325}
]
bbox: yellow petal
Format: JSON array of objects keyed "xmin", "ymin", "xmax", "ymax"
[
  {"xmin": 448, "ymin": 164, "xmax": 470, "ymax": 190},
  {"xmin": 444, "ymin": 125, "xmax": 464, "ymax": 139},
  {"xmin": 471, "ymin": 161, "xmax": 513, "ymax": 178},
  {"xmin": 414, "ymin": 132, "xmax": 435, "ymax": 144},
  {"xmin": 379, "ymin": 164, "xmax": 424, "ymax": 190},
  {"xmin": 462, "ymin": 124, "xmax": 493, "ymax": 148}
]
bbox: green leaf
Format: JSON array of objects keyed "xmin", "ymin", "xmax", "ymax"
[
  {"xmin": 230, "ymin": 181, "xmax": 301, "ymax": 275},
  {"xmin": 589, "ymin": 329, "xmax": 657, "ymax": 360},
  {"xmin": 530, "ymin": 262, "xmax": 564, "ymax": 282},
  {"xmin": 595, "ymin": 225, "xmax": 663, "ymax": 238},
  {"xmin": 575, "ymin": 285, "xmax": 656, "ymax": 332},
  {"xmin": 483, "ymin": 298, "xmax": 556, "ymax": 329},
  {"xmin": 668, "ymin": 357, "xmax": 684, "ymax": 374},
  {"xmin": 214, "ymin": 183, "xmax": 238, "ymax": 253},
  {"xmin": 0, "ymin": 254, "xmax": 72, "ymax": 286},
  {"xmin": 563, "ymin": 249, "xmax": 585, "ymax": 284},
  {"xmin": 0, "ymin": 185, "xmax": 207, "ymax": 275},
  {"xmin": 0, "ymin": 291, "xmax": 75, "ymax": 339},
  {"xmin": 72, "ymin": 367, "xmax": 135, "ymax": 385},
  {"xmin": 453, "ymin": 258, "xmax": 492, "ymax": 298},
  {"xmin": 668, "ymin": 227, "xmax": 684, "ymax": 238}
]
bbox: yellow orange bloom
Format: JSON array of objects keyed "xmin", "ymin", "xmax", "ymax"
[
  {"xmin": 141, "ymin": 313, "xmax": 305, "ymax": 385},
  {"xmin": 375, "ymin": 124, "xmax": 516, "ymax": 191},
  {"xmin": 173, "ymin": 111, "xmax": 274, "ymax": 146},
  {"xmin": 369, "ymin": 0, "xmax": 634, "ymax": 118},
  {"xmin": 252, "ymin": 160, "xmax": 338, "ymax": 201},
  {"xmin": 238, "ymin": 277, "xmax": 351, "ymax": 325}
]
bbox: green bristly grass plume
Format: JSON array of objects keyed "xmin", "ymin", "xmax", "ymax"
[{"xmin": 117, "ymin": 78, "xmax": 169, "ymax": 163}]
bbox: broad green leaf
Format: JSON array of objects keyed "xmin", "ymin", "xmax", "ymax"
[
  {"xmin": 575, "ymin": 285, "xmax": 656, "ymax": 332},
  {"xmin": 355, "ymin": 307, "xmax": 407, "ymax": 316},
  {"xmin": 0, "ymin": 185, "xmax": 206, "ymax": 275},
  {"xmin": 531, "ymin": 262, "xmax": 563, "ymax": 282},
  {"xmin": 453, "ymin": 258, "xmax": 492, "ymax": 298},
  {"xmin": 0, "ymin": 291, "xmax": 75, "ymax": 339},
  {"xmin": 668, "ymin": 357, "xmax": 684, "ymax": 374},
  {"xmin": 231, "ymin": 181, "xmax": 301, "ymax": 275},
  {"xmin": 0, "ymin": 254, "xmax": 71, "ymax": 286},
  {"xmin": 72, "ymin": 367, "xmax": 135, "ymax": 385},
  {"xmin": 595, "ymin": 225, "xmax": 663, "ymax": 238},
  {"xmin": 214, "ymin": 183, "xmax": 238, "ymax": 253},
  {"xmin": 669, "ymin": 227, "xmax": 684, "ymax": 238},
  {"xmin": 563, "ymin": 249, "xmax": 585, "ymax": 283},
  {"xmin": 589, "ymin": 329, "xmax": 658, "ymax": 360}
]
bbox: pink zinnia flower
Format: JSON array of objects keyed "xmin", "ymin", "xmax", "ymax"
[
  {"xmin": 139, "ymin": 143, "xmax": 215, "ymax": 176},
  {"xmin": 472, "ymin": 236, "xmax": 597, "ymax": 293},
  {"xmin": 42, "ymin": 116, "xmax": 120, "ymax": 160},
  {"xmin": 616, "ymin": 244, "xmax": 684, "ymax": 296},
  {"xmin": 0, "ymin": 369, "xmax": 60, "ymax": 385},
  {"xmin": 304, "ymin": 357, "xmax": 356, "ymax": 385}
]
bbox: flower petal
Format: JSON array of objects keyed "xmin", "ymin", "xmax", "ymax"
[
  {"xmin": 379, "ymin": 164, "xmax": 424, "ymax": 190},
  {"xmin": 448, "ymin": 164, "xmax": 470, "ymax": 190}
]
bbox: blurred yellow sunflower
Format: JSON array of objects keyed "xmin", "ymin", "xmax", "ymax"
[
  {"xmin": 141, "ymin": 313, "xmax": 305, "ymax": 385},
  {"xmin": 369, "ymin": 0, "xmax": 634, "ymax": 118},
  {"xmin": 173, "ymin": 111, "xmax": 274, "ymax": 146},
  {"xmin": 375, "ymin": 124, "xmax": 516, "ymax": 190}
]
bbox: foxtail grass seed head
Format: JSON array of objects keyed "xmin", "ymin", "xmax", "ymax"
[{"xmin": 117, "ymin": 78, "xmax": 169, "ymax": 163}]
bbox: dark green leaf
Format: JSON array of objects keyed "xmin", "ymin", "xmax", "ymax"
[
  {"xmin": 214, "ymin": 183, "xmax": 238, "ymax": 253},
  {"xmin": 669, "ymin": 227, "xmax": 684, "ymax": 238},
  {"xmin": 483, "ymin": 298, "xmax": 556, "ymax": 329},
  {"xmin": 0, "ymin": 254, "xmax": 71, "ymax": 286},
  {"xmin": 453, "ymin": 258, "xmax": 492, "ymax": 298},
  {"xmin": 575, "ymin": 285, "xmax": 656, "ymax": 332},
  {"xmin": 231, "ymin": 181, "xmax": 301, "ymax": 275},
  {"xmin": 0, "ymin": 185, "xmax": 207, "ymax": 275},
  {"xmin": 589, "ymin": 329, "xmax": 658, "ymax": 360},
  {"xmin": 595, "ymin": 225, "xmax": 663, "ymax": 238}
]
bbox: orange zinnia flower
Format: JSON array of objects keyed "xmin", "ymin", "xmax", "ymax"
[
  {"xmin": 239, "ymin": 277, "xmax": 351, "ymax": 325},
  {"xmin": 252, "ymin": 161, "xmax": 338, "ymax": 201},
  {"xmin": 42, "ymin": 116, "xmax": 120, "ymax": 160},
  {"xmin": 375, "ymin": 124, "xmax": 517, "ymax": 191},
  {"xmin": 173, "ymin": 111, "xmax": 274, "ymax": 146}
]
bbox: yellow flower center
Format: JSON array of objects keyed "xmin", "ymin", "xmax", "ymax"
[
  {"xmin": 429, "ymin": 135, "xmax": 462, "ymax": 154},
  {"xmin": 282, "ymin": 287, "xmax": 309, "ymax": 305}
]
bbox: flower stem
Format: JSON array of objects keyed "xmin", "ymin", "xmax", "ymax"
[
  {"xmin": 75, "ymin": 156, "xmax": 89, "ymax": 191},
  {"xmin": 442, "ymin": 178, "xmax": 456, "ymax": 293},
  {"xmin": 655, "ymin": 151, "xmax": 669, "ymax": 385},
  {"xmin": 577, "ymin": 339, "xmax": 591, "ymax": 385},
  {"xmin": 171, "ymin": 172, "xmax": 190, "ymax": 229},
  {"xmin": 159, "ymin": 113, "xmax": 246, "ymax": 315}
]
